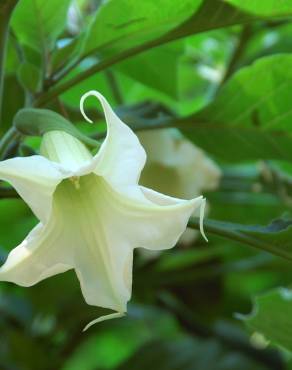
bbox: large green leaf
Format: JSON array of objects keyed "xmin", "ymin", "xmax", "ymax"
[
  {"xmin": 116, "ymin": 43, "xmax": 183, "ymax": 98},
  {"xmin": 83, "ymin": 0, "xmax": 292, "ymax": 60},
  {"xmin": 182, "ymin": 55, "xmax": 292, "ymax": 162},
  {"xmin": 82, "ymin": 0, "xmax": 203, "ymax": 58},
  {"xmin": 241, "ymin": 288, "xmax": 292, "ymax": 352},
  {"xmin": 11, "ymin": 0, "xmax": 71, "ymax": 51},
  {"xmin": 38, "ymin": 1, "xmax": 292, "ymax": 106},
  {"xmin": 226, "ymin": 0, "xmax": 292, "ymax": 16}
]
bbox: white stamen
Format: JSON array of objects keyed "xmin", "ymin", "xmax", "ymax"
[{"xmin": 70, "ymin": 176, "xmax": 80, "ymax": 189}]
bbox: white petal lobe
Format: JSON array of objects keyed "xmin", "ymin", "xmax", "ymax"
[
  {"xmin": 0, "ymin": 155, "xmax": 64, "ymax": 222},
  {"xmin": 80, "ymin": 90, "xmax": 146, "ymax": 187},
  {"xmin": 0, "ymin": 222, "xmax": 72, "ymax": 286}
]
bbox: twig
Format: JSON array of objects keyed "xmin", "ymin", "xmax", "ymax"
[
  {"xmin": 188, "ymin": 216, "xmax": 292, "ymax": 262},
  {"xmin": 220, "ymin": 24, "xmax": 253, "ymax": 85},
  {"xmin": 0, "ymin": 127, "xmax": 21, "ymax": 159},
  {"xmin": 105, "ymin": 70, "xmax": 124, "ymax": 105}
]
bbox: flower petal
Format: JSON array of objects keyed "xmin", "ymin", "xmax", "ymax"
[
  {"xmin": 0, "ymin": 155, "xmax": 64, "ymax": 222},
  {"xmin": 125, "ymin": 186, "xmax": 207, "ymax": 248},
  {"xmin": 0, "ymin": 221, "xmax": 72, "ymax": 286},
  {"xmin": 80, "ymin": 90, "xmax": 146, "ymax": 186},
  {"xmin": 67, "ymin": 175, "xmax": 205, "ymax": 314},
  {"xmin": 139, "ymin": 128, "xmax": 221, "ymax": 199},
  {"xmin": 54, "ymin": 174, "xmax": 133, "ymax": 314},
  {"xmin": 74, "ymin": 241, "xmax": 132, "ymax": 312},
  {"xmin": 83, "ymin": 312, "xmax": 125, "ymax": 332},
  {"xmin": 41, "ymin": 130, "xmax": 93, "ymax": 174}
]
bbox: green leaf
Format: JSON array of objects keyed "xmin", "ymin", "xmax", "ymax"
[
  {"xmin": 190, "ymin": 215, "xmax": 292, "ymax": 261},
  {"xmin": 83, "ymin": 0, "xmax": 203, "ymax": 58},
  {"xmin": 226, "ymin": 0, "xmax": 292, "ymax": 16},
  {"xmin": 1, "ymin": 75, "xmax": 25, "ymax": 133},
  {"xmin": 5, "ymin": 36, "xmax": 20, "ymax": 73},
  {"xmin": 17, "ymin": 61, "xmax": 41, "ymax": 93},
  {"xmin": 51, "ymin": 37, "xmax": 85, "ymax": 75},
  {"xmin": 116, "ymin": 43, "xmax": 183, "ymax": 98},
  {"xmin": 83, "ymin": 0, "xmax": 292, "ymax": 60},
  {"xmin": 182, "ymin": 55, "xmax": 292, "ymax": 162},
  {"xmin": 241, "ymin": 288, "xmax": 292, "ymax": 352},
  {"xmin": 11, "ymin": 0, "xmax": 71, "ymax": 51},
  {"xmin": 37, "ymin": 1, "xmax": 292, "ymax": 106}
]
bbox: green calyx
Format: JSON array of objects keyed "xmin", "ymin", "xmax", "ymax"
[{"xmin": 13, "ymin": 108, "xmax": 100, "ymax": 149}]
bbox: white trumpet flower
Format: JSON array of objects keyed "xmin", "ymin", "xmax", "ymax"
[
  {"xmin": 138, "ymin": 129, "xmax": 221, "ymax": 245},
  {"xmin": 0, "ymin": 91, "xmax": 206, "ymax": 329}
]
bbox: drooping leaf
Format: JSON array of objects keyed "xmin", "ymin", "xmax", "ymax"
[
  {"xmin": 182, "ymin": 55, "xmax": 292, "ymax": 162},
  {"xmin": 240, "ymin": 288, "xmax": 292, "ymax": 352}
]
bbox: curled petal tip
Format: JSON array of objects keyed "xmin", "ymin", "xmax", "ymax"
[
  {"xmin": 83, "ymin": 312, "xmax": 126, "ymax": 332},
  {"xmin": 200, "ymin": 198, "xmax": 208, "ymax": 242},
  {"xmin": 80, "ymin": 91, "xmax": 96, "ymax": 124}
]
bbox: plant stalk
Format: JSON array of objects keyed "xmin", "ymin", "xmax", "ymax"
[
  {"xmin": 0, "ymin": 0, "xmax": 18, "ymax": 127},
  {"xmin": 189, "ymin": 217, "xmax": 292, "ymax": 262}
]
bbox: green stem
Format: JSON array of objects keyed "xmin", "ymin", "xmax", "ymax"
[
  {"xmin": 38, "ymin": 0, "xmax": 264, "ymax": 107},
  {"xmin": 105, "ymin": 70, "xmax": 124, "ymax": 105},
  {"xmin": 34, "ymin": 37, "xmax": 165, "ymax": 107},
  {"xmin": 220, "ymin": 24, "xmax": 253, "ymax": 85},
  {"xmin": 189, "ymin": 217, "xmax": 292, "ymax": 261},
  {"xmin": 0, "ymin": 0, "xmax": 18, "ymax": 126},
  {"xmin": 0, "ymin": 126, "xmax": 20, "ymax": 159}
]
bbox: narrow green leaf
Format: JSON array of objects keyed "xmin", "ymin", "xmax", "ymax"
[{"xmin": 17, "ymin": 61, "xmax": 41, "ymax": 93}]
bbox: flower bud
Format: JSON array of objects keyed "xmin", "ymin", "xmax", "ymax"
[{"xmin": 13, "ymin": 108, "xmax": 100, "ymax": 148}]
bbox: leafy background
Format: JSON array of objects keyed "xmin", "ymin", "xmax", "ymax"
[{"xmin": 1, "ymin": 0, "xmax": 292, "ymax": 369}]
